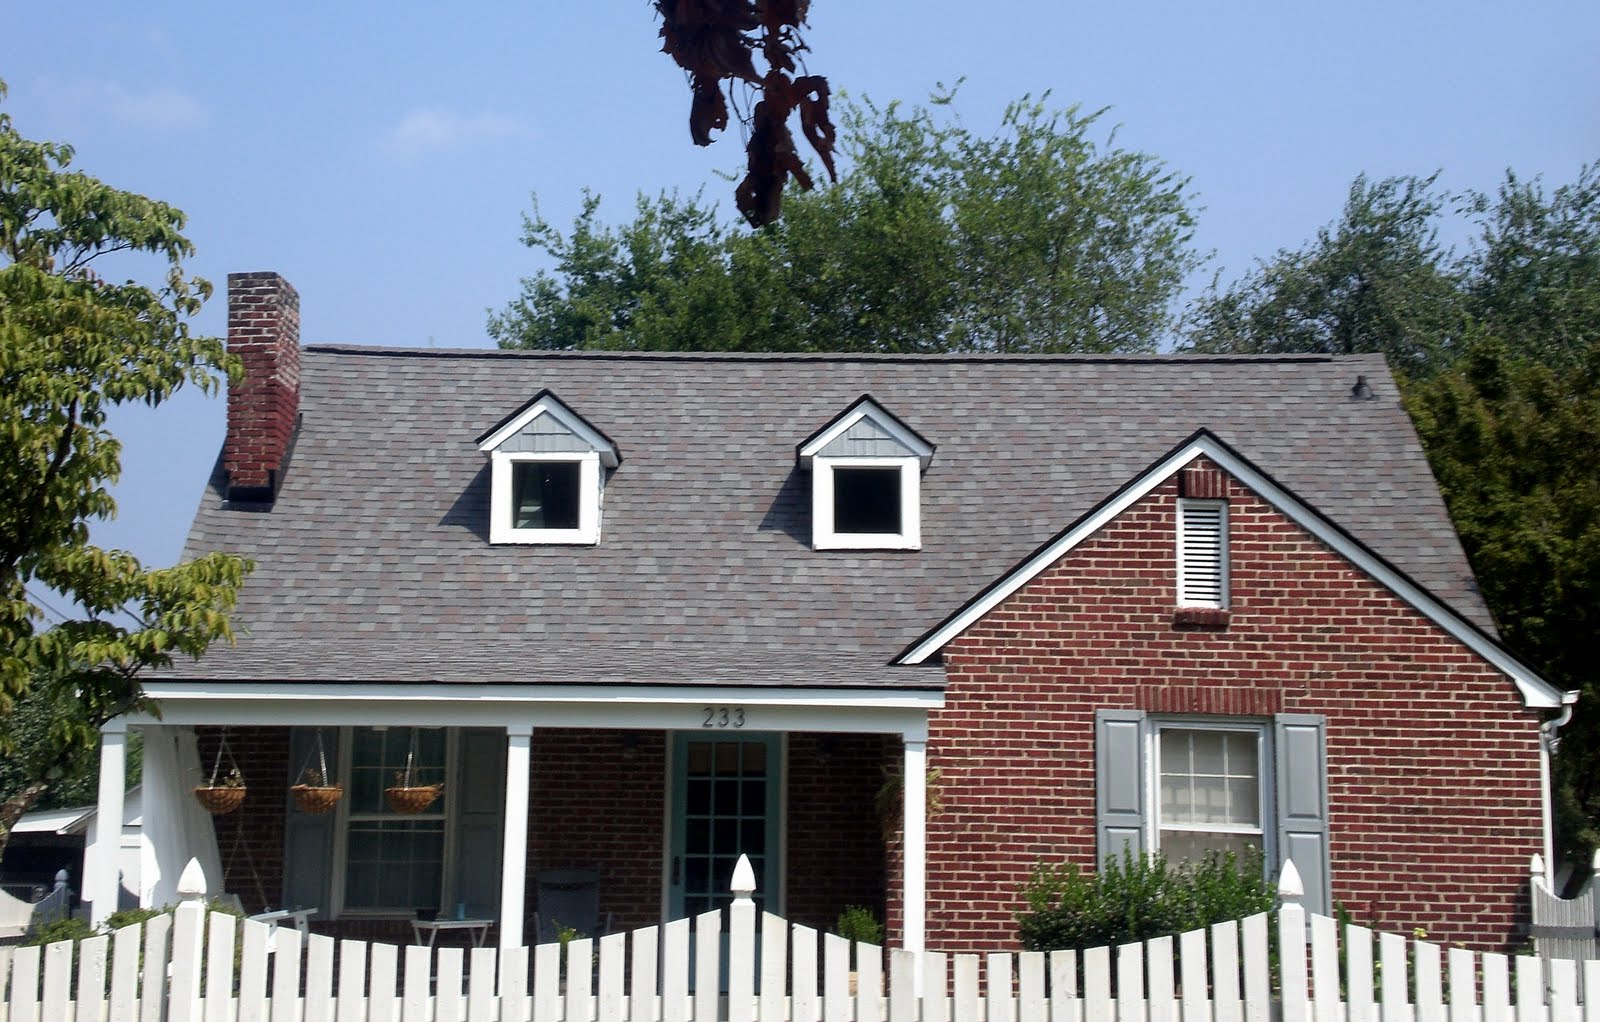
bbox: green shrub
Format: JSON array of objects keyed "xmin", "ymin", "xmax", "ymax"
[
  {"xmin": 24, "ymin": 916, "xmax": 95, "ymax": 946},
  {"xmin": 833, "ymin": 905, "xmax": 885, "ymax": 946},
  {"xmin": 1017, "ymin": 847, "xmax": 1275, "ymax": 952}
]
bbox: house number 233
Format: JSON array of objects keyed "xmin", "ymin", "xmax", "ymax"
[{"xmin": 701, "ymin": 707, "xmax": 746, "ymax": 728}]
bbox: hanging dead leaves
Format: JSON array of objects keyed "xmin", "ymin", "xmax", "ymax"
[{"xmin": 654, "ymin": 0, "xmax": 837, "ymax": 227}]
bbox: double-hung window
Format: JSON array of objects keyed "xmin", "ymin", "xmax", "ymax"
[
  {"xmin": 1154, "ymin": 722, "xmax": 1265, "ymax": 864},
  {"xmin": 339, "ymin": 727, "xmax": 449, "ymax": 914}
]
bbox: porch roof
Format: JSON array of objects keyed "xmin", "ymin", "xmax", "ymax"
[{"xmin": 163, "ymin": 347, "xmax": 1492, "ymax": 687}]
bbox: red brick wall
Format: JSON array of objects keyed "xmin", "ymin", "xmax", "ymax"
[
  {"xmin": 199, "ymin": 726, "xmax": 290, "ymax": 913},
  {"xmin": 224, "ymin": 271, "xmax": 300, "ymax": 495},
  {"xmin": 899, "ymin": 459, "xmax": 1543, "ymax": 952},
  {"xmin": 785, "ymin": 732, "xmax": 893, "ymax": 933}
]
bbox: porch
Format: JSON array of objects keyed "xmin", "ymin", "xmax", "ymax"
[{"xmin": 83, "ymin": 681, "xmax": 940, "ymax": 952}]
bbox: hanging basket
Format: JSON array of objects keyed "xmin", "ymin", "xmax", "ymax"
[
  {"xmin": 385, "ymin": 784, "xmax": 444, "ymax": 814},
  {"xmin": 194, "ymin": 784, "xmax": 248, "ymax": 815},
  {"xmin": 291, "ymin": 783, "xmax": 344, "ymax": 814}
]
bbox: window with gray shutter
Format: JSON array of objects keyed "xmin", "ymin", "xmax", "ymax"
[
  {"xmin": 1177, "ymin": 499, "xmax": 1228, "ymax": 608},
  {"xmin": 1274, "ymin": 714, "xmax": 1330, "ymax": 915},
  {"xmin": 1095, "ymin": 710, "xmax": 1149, "ymax": 862},
  {"xmin": 283, "ymin": 727, "xmax": 338, "ymax": 914}
]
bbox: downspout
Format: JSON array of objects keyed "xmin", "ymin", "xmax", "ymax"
[{"xmin": 1540, "ymin": 692, "xmax": 1580, "ymax": 872}]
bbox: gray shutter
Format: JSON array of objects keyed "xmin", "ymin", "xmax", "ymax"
[
  {"xmin": 283, "ymin": 727, "xmax": 338, "ymax": 914},
  {"xmin": 1095, "ymin": 710, "xmax": 1148, "ymax": 863},
  {"xmin": 451, "ymin": 728, "xmax": 507, "ymax": 918},
  {"xmin": 1274, "ymin": 714, "xmax": 1330, "ymax": 915}
]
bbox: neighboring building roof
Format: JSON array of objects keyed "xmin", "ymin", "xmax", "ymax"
[{"xmin": 165, "ymin": 346, "xmax": 1495, "ymax": 688}]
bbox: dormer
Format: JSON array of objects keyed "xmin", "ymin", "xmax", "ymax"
[
  {"xmin": 797, "ymin": 396, "xmax": 934, "ymax": 551},
  {"xmin": 476, "ymin": 391, "xmax": 620, "ymax": 545}
]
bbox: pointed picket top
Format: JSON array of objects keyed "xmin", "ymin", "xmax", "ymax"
[
  {"xmin": 1277, "ymin": 858, "xmax": 1304, "ymax": 902},
  {"xmin": 177, "ymin": 857, "xmax": 208, "ymax": 901},
  {"xmin": 730, "ymin": 854, "xmax": 756, "ymax": 901},
  {"xmin": 1530, "ymin": 853, "xmax": 1545, "ymax": 880}
]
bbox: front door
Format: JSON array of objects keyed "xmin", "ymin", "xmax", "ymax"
[{"xmin": 669, "ymin": 733, "xmax": 782, "ymax": 920}]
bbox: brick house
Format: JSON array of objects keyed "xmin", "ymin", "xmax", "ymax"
[{"xmin": 81, "ymin": 272, "xmax": 1574, "ymax": 953}]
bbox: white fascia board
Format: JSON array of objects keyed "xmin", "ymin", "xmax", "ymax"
[
  {"xmin": 129, "ymin": 682, "xmax": 942, "ymax": 738},
  {"xmin": 799, "ymin": 402, "xmax": 934, "ymax": 469},
  {"xmin": 477, "ymin": 396, "xmax": 619, "ymax": 468},
  {"xmin": 899, "ymin": 434, "xmax": 1566, "ymax": 710}
]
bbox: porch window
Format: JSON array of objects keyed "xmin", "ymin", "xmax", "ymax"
[{"xmin": 342, "ymin": 727, "xmax": 447, "ymax": 913}]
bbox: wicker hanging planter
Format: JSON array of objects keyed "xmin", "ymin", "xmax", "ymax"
[
  {"xmin": 195, "ymin": 731, "xmax": 247, "ymax": 815},
  {"xmin": 292, "ymin": 730, "xmax": 344, "ymax": 814},
  {"xmin": 385, "ymin": 728, "xmax": 443, "ymax": 814}
]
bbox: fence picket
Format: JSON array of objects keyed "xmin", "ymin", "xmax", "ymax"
[
  {"xmin": 370, "ymin": 941, "xmax": 400, "ymax": 1022},
  {"xmin": 204, "ymin": 914, "xmax": 237, "ymax": 1022},
  {"xmin": 338, "ymin": 940, "xmax": 368, "ymax": 1022},
  {"xmin": 1116, "ymin": 943, "xmax": 1144, "ymax": 1022},
  {"xmin": 791, "ymin": 924, "xmax": 819, "ymax": 1022},
  {"xmin": 728, "ymin": 898, "xmax": 755, "ymax": 1022},
  {"xmin": 11, "ymin": 945, "xmax": 41, "ymax": 1022},
  {"xmin": 1415, "ymin": 937, "xmax": 1443, "ymax": 1022},
  {"xmin": 41, "ymin": 940, "xmax": 71, "ymax": 1022},
  {"xmin": 1482, "ymin": 952, "xmax": 1510, "ymax": 1022},
  {"xmin": 1046, "ymin": 950, "xmax": 1076, "ymax": 1022},
  {"xmin": 759, "ymin": 915, "xmax": 785, "ymax": 1022},
  {"xmin": 1448, "ymin": 947, "xmax": 1477, "ymax": 1022},
  {"xmin": 1279, "ymin": 904, "xmax": 1308, "ymax": 1022},
  {"xmin": 303, "ymin": 934, "xmax": 336, "ymax": 1022},
  {"xmin": 437, "ymin": 947, "xmax": 465, "ymax": 1022},
  {"xmin": 925, "ymin": 950, "xmax": 951, "ymax": 1022},
  {"xmin": 270, "ymin": 928, "xmax": 303, "ymax": 1022},
  {"xmin": 1083, "ymin": 947, "xmax": 1110, "ymax": 1022},
  {"xmin": 823, "ymin": 933, "xmax": 849, "ymax": 1022},
  {"xmin": 531, "ymin": 942, "xmax": 560, "ymax": 1022},
  {"xmin": 1211, "ymin": 920, "xmax": 1241, "ymax": 1022},
  {"xmin": 1145, "ymin": 935, "xmax": 1174, "ymax": 1022},
  {"xmin": 1310, "ymin": 915, "xmax": 1339, "ymax": 1022},
  {"xmin": 1380, "ymin": 931, "xmax": 1408, "ymax": 1022},
  {"xmin": 1515, "ymin": 953, "xmax": 1544, "ymax": 1022},
  {"xmin": 1584, "ymin": 961, "xmax": 1600, "ymax": 1022},
  {"xmin": 168, "ymin": 904, "xmax": 203, "ymax": 1022},
  {"xmin": 1552, "ymin": 958, "xmax": 1579, "ymax": 1022},
  {"xmin": 1345, "ymin": 925, "xmax": 1375, "ymax": 1022},
  {"xmin": 1180, "ymin": 929, "xmax": 1208, "ymax": 1022},
  {"xmin": 564, "ymin": 938, "xmax": 592, "ymax": 1022},
  {"xmin": 954, "ymin": 954, "xmax": 980, "ymax": 1022},
  {"xmin": 1241, "ymin": 914, "xmax": 1269, "ymax": 1022},
  {"xmin": 597, "ymin": 934, "xmax": 625, "ymax": 1022},
  {"xmin": 660, "ymin": 919, "xmax": 690, "ymax": 1022},
  {"xmin": 141, "ymin": 915, "xmax": 171, "ymax": 1022},
  {"xmin": 401, "ymin": 945, "xmax": 430, "ymax": 1022},
  {"xmin": 469, "ymin": 947, "xmax": 498, "ymax": 1022},
  {"xmin": 987, "ymin": 953, "xmax": 1013, "ymax": 1022},
  {"xmin": 77, "ymin": 934, "xmax": 110, "ymax": 1022},
  {"xmin": 630, "ymin": 927, "xmax": 658, "ymax": 1022},
  {"xmin": 109, "ymin": 925, "xmax": 140, "ymax": 1022},
  {"xmin": 891, "ymin": 949, "xmax": 917, "ymax": 1022},
  {"xmin": 692, "ymin": 913, "xmax": 718, "ymax": 1022},
  {"xmin": 859, "ymin": 943, "xmax": 883, "ymax": 1022},
  {"xmin": 237, "ymin": 921, "xmax": 270, "ymax": 1022},
  {"xmin": 1018, "ymin": 951, "xmax": 1045, "ymax": 1022}
]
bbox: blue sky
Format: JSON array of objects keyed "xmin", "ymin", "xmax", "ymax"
[{"xmin": 4, "ymin": 2, "xmax": 1597, "ymax": 570}]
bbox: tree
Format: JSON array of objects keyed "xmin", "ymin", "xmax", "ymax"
[
  {"xmin": 489, "ymin": 93, "xmax": 1201, "ymax": 355},
  {"xmin": 1186, "ymin": 164, "xmax": 1600, "ymax": 864},
  {"xmin": 1184, "ymin": 173, "xmax": 1468, "ymax": 378},
  {"xmin": 0, "ymin": 83, "xmax": 249, "ymax": 847}
]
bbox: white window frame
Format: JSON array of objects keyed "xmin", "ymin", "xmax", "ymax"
[
  {"xmin": 1147, "ymin": 718, "xmax": 1272, "ymax": 866},
  {"xmin": 1176, "ymin": 498, "xmax": 1229, "ymax": 608},
  {"xmin": 811, "ymin": 456, "xmax": 922, "ymax": 550},
  {"xmin": 329, "ymin": 726, "xmax": 461, "ymax": 918},
  {"xmin": 489, "ymin": 450, "xmax": 601, "ymax": 545}
]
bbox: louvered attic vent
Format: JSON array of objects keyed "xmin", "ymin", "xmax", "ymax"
[{"xmin": 1177, "ymin": 499, "xmax": 1228, "ymax": 608}]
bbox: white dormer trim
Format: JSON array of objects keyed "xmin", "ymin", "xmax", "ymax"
[
  {"xmin": 797, "ymin": 397, "xmax": 934, "ymax": 469},
  {"xmin": 800, "ymin": 397, "xmax": 934, "ymax": 551},
  {"xmin": 896, "ymin": 429, "xmax": 1568, "ymax": 710},
  {"xmin": 488, "ymin": 450, "xmax": 601, "ymax": 545},
  {"xmin": 476, "ymin": 392, "xmax": 620, "ymax": 468}
]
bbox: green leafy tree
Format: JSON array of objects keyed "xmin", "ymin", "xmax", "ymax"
[
  {"xmin": 490, "ymin": 92, "xmax": 1201, "ymax": 355},
  {"xmin": 1185, "ymin": 173, "xmax": 1468, "ymax": 378},
  {"xmin": 0, "ymin": 83, "xmax": 249, "ymax": 847}
]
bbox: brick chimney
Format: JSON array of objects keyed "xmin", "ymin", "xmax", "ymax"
[{"xmin": 223, "ymin": 272, "xmax": 301, "ymax": 503}]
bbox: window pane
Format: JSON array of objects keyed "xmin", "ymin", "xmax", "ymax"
[
  {"xmin": 833, "ymin": 468, "xmax": 902, "ymax": 534},
  {"xmin": 511, "ymin": 461, "xmax": 581, "ymax": 530},
  {"xmin": 1159, "ymin": 829, "xmax": 1259, "ymax": 866},
  {"xmin": 344, "ymin": 819, "xmax": 444, "ymax": 911},
  {"xmin": 1158, "ymin": 727, "xmax": 1260, "ymax": 827}
]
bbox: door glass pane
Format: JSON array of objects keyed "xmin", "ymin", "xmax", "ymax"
[{"xmin": 678, "ymin": 737, "xmax": 775, "ymax": 914}]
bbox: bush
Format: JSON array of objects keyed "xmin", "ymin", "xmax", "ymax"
[
  {"xmin": 24, "ymin": 916, "xmax": 95, "ymax": 946},
  {"xmin": 833, "ymin": 905, "xmax": 885, "ymax": 946},
  {"xmin": 1017, "ymin": 847, "xmax": 1275, "ymax": 952}
]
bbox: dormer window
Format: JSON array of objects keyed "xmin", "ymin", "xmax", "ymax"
[
  {"xmin": 798, "ymin": 397, "xmax": 934, "ymax": 551},
  {"xmin": 476, "ymin": 391, "xmax": 620, "ymax": 545}
]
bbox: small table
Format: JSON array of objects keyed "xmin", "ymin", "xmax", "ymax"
[
  {"xmin": 412, "ymin": 918, "xmax": 495, "ymax": 948},
  {"xmin": 249, "ymin": 907, "xmax": 317, "ymax": 934}
]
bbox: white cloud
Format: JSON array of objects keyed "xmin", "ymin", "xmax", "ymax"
[
  {"xmin": 49, "ymin": 79, "xmax": 209, "ymax": 133},
  {"xmin": 385, "ymin": 107, "xmax": 526, "ymax": 156}
]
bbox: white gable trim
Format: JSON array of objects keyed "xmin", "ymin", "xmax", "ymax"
[
  {"xmin": 798, "ymin": 399, "xmax": 934, "ymax": 469},
  {"xmin": 477, "ymin": 393, "xmax": 620, "ymax": 468},
  {"xmin": 898, "ymin": 433, "xmax": 1568, "ymax": 710}
]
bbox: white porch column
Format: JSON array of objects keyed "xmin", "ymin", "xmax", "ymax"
[
  {"xmin": 86, "ymin": 719, "xmax": 128, "ymax": 926},
  {"xmin": 500, "ymin": 724, "xmax": 533, "ymax": 948},
  {"xmin": 901, "ymin": 737, "xmax": 927, "ymax": 956}
]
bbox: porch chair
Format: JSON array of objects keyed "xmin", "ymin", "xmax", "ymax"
[{"xmin": 533, "ymin": 868, "xmax": 611, "ymax": 945}]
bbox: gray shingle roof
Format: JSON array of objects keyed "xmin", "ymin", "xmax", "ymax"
[{"xmin": 164, "ymin": 346, "xmax": 1493, "ymax": 686}]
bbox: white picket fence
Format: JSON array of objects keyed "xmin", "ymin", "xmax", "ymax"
[{"xmin": 2, "ymin": 858, "xmax": 1596, "ymax": 1022}]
